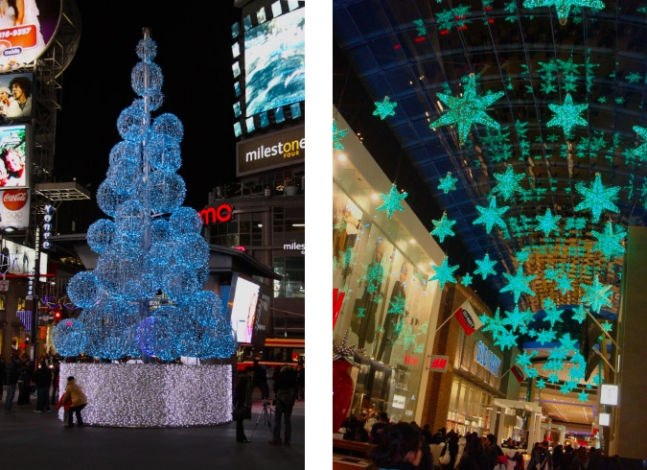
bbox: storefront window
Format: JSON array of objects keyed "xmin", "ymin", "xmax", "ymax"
[
  {"xmin": 333, "ymin": 183, "xmax": 437, "ymax": 425},
  {"xmin": 273, "ymin": 256, "xmax": 304, "ymax": 298}
]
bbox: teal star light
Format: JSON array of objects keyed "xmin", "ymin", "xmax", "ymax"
[
  {"xmin": 473, "ymin": 197, "xmax": 509, "ymax": 234},
  {"xmin": 438, "ymin": 172, "xmax": 458, "ymax": 194},
  {"xmin": 523, "ymin": 0, "xmax": 604, "ymax": 25},
  {"xmin": 543, "ymin": 298, "xmax": 564, "ymax": 327},
  {"xmin": 501, "ymin": 267, "xmax": 536, "ymax": 303},
  {"xmin": 387, "ymin": 294, "xmax": 407, "ymax": 316},
  {"xmin": 429, "ymin": 257, "xmax": 459, "ymax": 290},
  {"xmin": 461, "ymin": 273, "xmax": 473, "ymax": 287},
  {"xmin": 503, "ymin": 306, "xmax": 527, "ymax": 332},
  {"xmin": 536, "ymin": 378, "xmax": 547, "ymax": 390},
  {"xmin": 535, "ymin": 209, "xmax": 561, "ymax": 237},
  {"xmin": 546, "ymin": 93, "xmax": 588, "ymax": 138},
  {"xmin": 431, "ymin": 213, "xmax": 456, "ymax": 242},
  {"xmin": 474, "ymin": 253, "xmax": 498, "ymax": 280},
  {"xmin": 591, "ymin": 220, "xmax": 625, "ymax": 260},
  {"xmin": 376, "ymin": 184, "xmax": 408, "ymax": 219},
  {"xmin": 536, "ymin": 329, "xmax": 557, "ymax": 345},
  {"xmin": 429, "ymin": 73, "xmax": 505, "ymax": 145},
  {"xmin": 575, "ymin": 173, "xmax": 620, "ymax": 223},
  {"xmin": 571, "ymin": 304, "xmax": 587, "ymax": 323},
  {"xmin": 554, "ymin": 274, "xmax": 574, "ymax": 295},
  {"xmin": 580, "ymin": 274, "xmax": 613, "ymax": 313},
  {"xmin": 494, "ymin": 329, "xmax": 519, "ymax": 351},
  {"xmin": 577, "ymin": 390, "xmax": 589, "ymax": 403},
  {"xmin": 373, "ymin": 96, "xmax": 398, "ymax": 120},
  {"xmin": 492, "ymin": 165, "xmax": 524, "ymax": 201},
  {"xmin": 333, "ymin": 119, "xmax": 349, "ymax": 150},
  {"xmin": 631, "ymin": 126, "xmax": 647, "ymax": 162}
]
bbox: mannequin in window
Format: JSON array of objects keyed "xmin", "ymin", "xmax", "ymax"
[
  {"xmin": 351, "ymin": 237, "xmax": 385, "ymax": 350},
  {"xmin": 375, "ymin": 261, "xmax": 409, "ymax": 364}
]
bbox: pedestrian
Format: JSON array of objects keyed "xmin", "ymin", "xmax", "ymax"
[
  {"xmin": 370, "ymin": 411, "xmax": 390, "ymax": 445},
  {"xmin": 3, "ymin": 354, "xmax": 19, "ymax": 412},
  {"xmin": 0, "ymin": 354, "xmax": 5, "ymax": 400},
  {"xmin": 370, "ymin": 421, "xmax": 424, "ymax": 470},
  {"xmin": 33, "ymin": 360, "xmax": 51, "ymax": 412},
  {"xmin": 233, "ymin": 368, "xmax": 252, "ymax": 443},
  {"xmin": 252, "ymin": 359, "xmax": 269, "ymax": 400},
  {"xmin": 50, "ymin": 360, "xmax": 60, "ymax": 405},
  {"xmin": 296, "ymin": 361, "xmax": 305, "ymax": 401},
  {"xmin": 457, "ymin": 434, "xmax": 491, "ymax": 470},
  {"xmin": 62, "ymin": 376, "xmax": 87, "ymax": 428},
  {"xmin": 269, "ymin": 365, "xmax": 298, "ymax": 447},
  {"xmin": 16, "ymin": 356, "xmax": 32, "ymax": 405}
]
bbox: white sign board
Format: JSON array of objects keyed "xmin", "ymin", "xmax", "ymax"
[
  {"xmin": 599, "ymin": 412, "xmax": 610, "ymax": 426},
  {"xmin": 600, "ymin": 384, "xmax": 619, "ymax": 406}
]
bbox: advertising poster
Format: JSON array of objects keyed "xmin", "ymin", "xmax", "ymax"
[
  {"xmin": 229, "ymin": 274, "xmax": 261, "ymax": 344},
  {"xmin": 0, "ymin": 187, "xmax": 29, "ymax": 229},
  {"xmin": 0, "ymin": 124, "xmax": 27, "ymax": 187},
  {"xmin": 0, "ymin": 0, "xmax": 61, "ymax": 71},
  {"xmin": 0, "ymin": 72, "xmax": 32, "ymax": 120}
]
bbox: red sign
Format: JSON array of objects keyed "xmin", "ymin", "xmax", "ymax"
[
  {"xmin": 429, "ymin": 355, "xmax": 450, "ymax": 372},
  {"xmin": 3, "ymin": 189, "xmax": 27, "ymax": 211},
  {"xmin": 198, "ymin": 203, "xmax": 233, "ymax": 225},
  {"xmin": 404, "ymin": 355, "xmax": 419, "ymax": 366}
]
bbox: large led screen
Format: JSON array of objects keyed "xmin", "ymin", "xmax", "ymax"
[
  {"xmin": 0, "ymin": 0, "xmax": 61, "ymax": 71},
  {"xmin": 244, "ymin": 8, "xmax": 304, "ymax": 117},
  {"xmin": 228, "ymin": 274, "xmax": 261, "ymax": 344},
  {"xmin": 0, "ymin": 124, "xmax": 28, "ymax": 188},
  {"xmin": 0, "ymin": 72, "xmax": 32, "ymax": 120}
]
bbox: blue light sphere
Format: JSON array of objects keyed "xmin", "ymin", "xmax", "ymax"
[
  {"xmin": 152, "ymin": 113, "xmax": 184, "ymax": 143},
  {"xmin": 117, "ymin": 99, "xmax": 146, "ymax": 142},
  {"xmin": 145, "ymin": 133, "xmax": 182, "ymax": 172},
  {"xmin": 53, "ymin": 318, "xmax": 87, "ymax": 357},
  {"xmin": 109, "ymin": 141, "xmax": 141, "ymax": 167},
  {"xmin": 169, "ymin": 206, "xmax": 203, "ymax": 234},
  {"xmin": 136, "ymin": 37, "xmax": 157, "ymax": 62},
  {"xmin": 150, "ymin": 218, "xmax": 173, "ymax": 243},
  {"xmin": 67, "ymin": 271, "xmax": 100, "ymax": 308},
  {"xmin": 115, "ymin": 199, "xmax": 147, "ymax": 237},
  {"xmin": 87, "ymin": 219, "xmax": 116, "ymax": 254},
  {"xmin": 96, "ymin": 179, "xmax": 130, "ymax": 217},
  {"xmin": 131, "ymin": 62, "xmax": 163, "ymax": 97},
  {"xmin": 162, "ymin": 264, "xmax": 205, "ymax": 303},
  {"xmin": 174, "ymin": 233, "xmax": 210, "ymax": 270},
  {"xmin": 80, "ymin": 301, "xmax": 140, "ymax": 359},
  {"xmin": 145, "ymin": 171, "xmax": 186, "ymax": 213},
  {"xmin": 137, "ymin": 305, "xmax": 188, "ymax": 360}
]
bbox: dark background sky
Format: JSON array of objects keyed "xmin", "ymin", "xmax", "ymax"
[{"xmin": 52, "ymin": 1, "xmax": 240, "ymax": 231}]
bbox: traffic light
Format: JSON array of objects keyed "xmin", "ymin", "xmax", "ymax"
[{"xmin": 53, "ymin": 310, "xmax": 62, "ymax": 324}]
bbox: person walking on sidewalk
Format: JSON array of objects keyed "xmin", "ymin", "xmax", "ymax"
[
  {"xmin": 233, "ymin": 368, "xmax": 252, "ymax": 443},
  {"xmin": 62, "ymin": 376, "xmax": 87, "ymax": 428},
  {"xmin": 269, "ymin": 365, "xmax": 298, "ymax": 447},
  {"xmin": 33, "ymin": 360, "xmax": 51, "ymax": 412},
  {"xmin": 4, "ymin": 354, "xmax": 19, "ymax": 412}
]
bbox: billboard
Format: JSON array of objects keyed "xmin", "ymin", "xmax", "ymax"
[
  {"xmin": 0, "ymin": 124, "xmax": 28, "ymax": 188},
  {"xmin": 227, "ymin": 273, "xmax": 261, "ymax": 344},
  {"xmin": 1, "ymin": 238, "xmax": 47, "ymax": 276},
  {"xmin": 0, "ymin": 188, "xmax": 29, "ymax": 230},
  {"xmin": 0, "ymin": 0, "xmax": 61, "ymax": 71},
  {"xmin": 236, "ymin": 124, "xmax": 304, "ymax": 176},
  {"xmin": 244, "ymin": 7, "xmax": 305, "ymax": 117},
  {"xmin": 0, "ymin": 72, "xmax": 32, "ymax": 120}
]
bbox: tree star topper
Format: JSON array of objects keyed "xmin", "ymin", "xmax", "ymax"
[
  {"xmin": 376, "ymin": 184, "xmax": 408, "ymax": 219},
  {"xmin": 333, "ymin": 330, "xmax": 365, "ymax": 367},
  {"xmin": 373, "ymin": 96, "xmax": 398, "ymax": 120},
  {"xmin": 574, "ymin": 173, "xmax": 620, "ymax": 222},
  {"xmin": 546, "ymin": 93, "xmax": 588, "ymax": 138},
  {"xmin": 429, "ymin": 73, "xmax": 504, "ymax": 145}
]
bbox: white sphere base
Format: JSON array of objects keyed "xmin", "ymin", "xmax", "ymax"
[{"xmin": 59, "ymin": 363, "xmax": 232, "ymax": 427}]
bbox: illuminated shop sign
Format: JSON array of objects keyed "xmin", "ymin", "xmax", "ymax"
[
  {"xmin": 236, "ymin": 125, "xmax": 304, "ymax": 176},
  {"xmin": 429, "ymin": 355, "xmax": 450, "ymax": 373},
  {"xmin": 475, "ymin": 341, "xmax": 501, "ymax": 376},
  {"xmin": 283, "ymin": 242, "xmax": 304, "ymax": 254},
  {"xmin": 198, "ymin": 203, "xmax": 233, "ymax": 225}
]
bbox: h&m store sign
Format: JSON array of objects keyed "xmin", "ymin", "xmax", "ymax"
[{"xmin": 236, "ymin": 125, "xmax": 304, "ymax": 177}]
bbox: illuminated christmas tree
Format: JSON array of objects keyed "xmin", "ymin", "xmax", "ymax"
[{"xmin": 54, "ymin": 30, "xmax": 236, "ymax": 361}]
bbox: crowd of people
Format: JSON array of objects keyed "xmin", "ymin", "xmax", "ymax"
[
  {"xmin": 339, "ymin": 415, "xmax": 625, "ymax": 470},
  {"xmin": 232, "ymin": 359, "xmax": 303, "ymax": 446}
]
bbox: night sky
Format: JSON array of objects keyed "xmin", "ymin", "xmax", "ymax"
[{"xmin": 52, "ymin": 1, "xmax": 240, "ymax": 230}]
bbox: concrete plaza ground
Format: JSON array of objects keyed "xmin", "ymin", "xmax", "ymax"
[{"xmin": 0, "ymin": 387, "xmax": 305, "ymax": 470}]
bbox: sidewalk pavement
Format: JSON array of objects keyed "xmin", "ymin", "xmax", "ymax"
[{"xmin": 0, "ymin": 387, "xmax": 304, "ymax": 470}]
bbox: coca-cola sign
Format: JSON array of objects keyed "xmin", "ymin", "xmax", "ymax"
[{"xmin": 2, "ymin": 190, "xmax": 27, "ymax": 211}]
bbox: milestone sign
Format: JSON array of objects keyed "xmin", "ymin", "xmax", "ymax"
[{"xmin": 236, "ymin": 125, "xmax": 304, "ymax": 176}]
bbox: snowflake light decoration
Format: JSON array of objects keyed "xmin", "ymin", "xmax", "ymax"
[
  {"xmin": 591, "ymin": 220, "xmax": 625, "ymax": 260},
  {"xmin": 438, "ymin": 172, "xmax": 458, "ymax": 194},
  {"xmin": 492, "ymin": 165, "xmax": 524, "ymax": 201},
  {"xmin": 429, "ymin": 257, "xmax": 459, "ymax": 290},
  {"xmin": 631, "ymin": 126, "xmax": 647, "ymax": 162},
  {"xmin": 546, "ymin": 93, "xmax": 588, "ymax": 137},
  {"xmin": 376, "ymin": 184, "xmax": 408, "ymax": 219},
  {"xmin": 580, "ymin": 274, "xmax": 613, "ymax": 313},
  {"xmin": 473, "ymin": 197, "xmax": 509, "ymax": 234},
  {"xmin": 429, "ymin": 73, "xmax": 504, "ymax": 145},
  {"xmin": 373, "ymin": 96, "xmax": 398, "ymax": 120},
  {"xmin": 501, "ymin": 266, "xmax": 536, "ymax": 303},
  {"xmin": 431, "ymin": 213, "xmax": 456, "ymax": 242},
  {"xmin": 333, "ymin": 119, "xmax": 349, "ymax": 150},
  {"xmin": 542, "ymin": 298, "xmax": 564, "ymax": 327},
  {"xmin": 535, "ymin": 209, "xmax": 561, "ymax": 237},
  {"xmin": 574, "ymin": 173, "xmax": 620, "ymax": 222},
  {"xmin": 523, "ymin": 0, "xmax": 604, "ymax": 25},
  {"xmin": 474, "ymin": 253, "xmax": 498, "ymax": 280}
]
